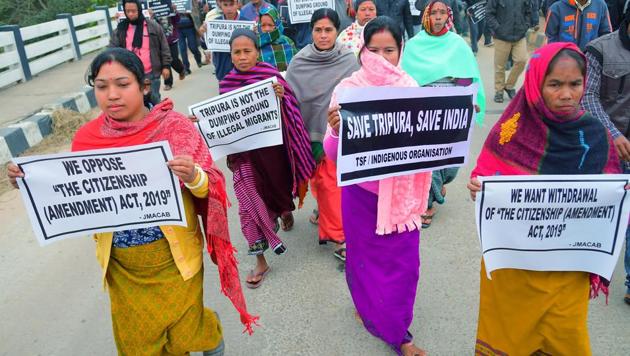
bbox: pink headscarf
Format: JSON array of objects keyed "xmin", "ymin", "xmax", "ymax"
[{"xmin": 330, "ymin": 47, "xmax": 432, "ymax": 235}]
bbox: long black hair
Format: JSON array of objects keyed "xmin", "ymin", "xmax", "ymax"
[{"xmin": 358, "ymin": 16, "xmax": 404, "ymax": 64}]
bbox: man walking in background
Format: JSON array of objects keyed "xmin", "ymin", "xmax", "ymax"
[
  {"xmin": 110, "ymin": 0, "xmax": 172, "ymax": 104},
  {"xmin": 545, "ymin": 0, "xmax": 612, "ymax": 50},
  {"xmin": 486, "ymin": 0, "xmax": 536, "ymax": 103}
]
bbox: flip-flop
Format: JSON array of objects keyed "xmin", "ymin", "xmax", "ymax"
[
  {"xmin": 333, "ymin": 248, "xmax": 346, "ymax": 262},
  {"xmin": 280, "ymin": 212, "xmax": 294, "ymax": 231},
  {"xmin": 245, "ymin": 267, "xmax": 271, "ymax": 289}
]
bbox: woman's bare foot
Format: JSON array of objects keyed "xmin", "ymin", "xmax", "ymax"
[
  {"xmin": 401, "ymin": 342, "xmax": 427, "ymax": 356},
  {"xmin": 354, "ymin": 310, "xmax": 363, "ymax": 326}
]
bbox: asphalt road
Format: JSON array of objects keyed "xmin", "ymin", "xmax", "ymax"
[{"xmin": 0, "ymin": 44, "xmax": 628, "ymax": 355}]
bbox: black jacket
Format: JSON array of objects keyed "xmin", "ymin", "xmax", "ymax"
[
  {"xmin": 376, "ymin": 0, "xmax": 415, "ymax": 37},
  {"xmin": 485, "ymin": 0, "xmax": 533, "ymax": 42},
  {"xmin": 109, "ymin": 18, "xmax": 172, "ymax": 75}
]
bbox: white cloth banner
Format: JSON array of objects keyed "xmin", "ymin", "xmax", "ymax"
[
  {"xmin": 14, "ymin": 142, "xmax": 187, "ymax": 246},
  {"xmin": 475, "ymin": 175, "xmax": 630, "ymax": 280},
  {"xmin": 336, "ymin": 85, "xmax": 477, "ymax": 186},
  {"xmin": 288, "ymin": 0, "xmax": 335, "ymax": 23},
  {"xmin": 190, "ymin": 77, "xmax": 283, "ymax": 159},
  {"xmin": 204, "ymin": 20, "xmax": 256, "ymax": 52}
]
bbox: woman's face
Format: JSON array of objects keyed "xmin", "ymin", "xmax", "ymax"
[
  {"xmin": 366, "ymin": 30, "xmax": 400, "ymax": 66},
  {"xmin": 231, "ymin": 36, "xmax": 259, "ymax": 72},
  {"xmin": 541, "ymin": 56, "xmax": 584, "ymax": 117},
  {"xmin": 312, "ymin": 18, "xmax": 337, "ymax": 51},
  {"xmin": 356, "ymin": 1, "xmax": 377, "ymax": 26},
  {"xmin": 430, "ymin": 2, "xmax": 448, "ymax": 34},
  {"xmin": 260, "ymin": 14, "xmax": 275, "ymax": 33},
  {"xmin": 94, "ymin": 61, "xmax": 146, "ymax": 122}
]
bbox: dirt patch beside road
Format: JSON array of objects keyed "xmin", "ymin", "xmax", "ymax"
[{"xmin": 0, "ymin": 108, "xmax": 97, "ymax": 195}]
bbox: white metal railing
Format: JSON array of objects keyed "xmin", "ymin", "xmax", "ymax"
[{"xmin": 0, "ymin": 31, "xmax": 24, "ymax": 88}]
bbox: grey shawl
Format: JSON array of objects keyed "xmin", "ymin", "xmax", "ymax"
[{"xmin": 285, "ymin": 42, "xmax": 359, "ymax": 142}]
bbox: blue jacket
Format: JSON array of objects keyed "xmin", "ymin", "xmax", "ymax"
[{"xmin": 545, "ymin": 0, "xmax": 612, "ymax": 50}]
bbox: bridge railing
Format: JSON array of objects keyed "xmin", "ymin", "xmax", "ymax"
[{"xmin": 0, "ymin": 6, "xmax": 118, "ymax": 90}]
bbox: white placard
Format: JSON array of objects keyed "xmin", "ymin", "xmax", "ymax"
[
  {"xmin": 172, "ymin": 0, "xmax": 192, "ymax": 12},
  {"xmin": 190, "ymin": 77, "xmax": 283, "ymax": 159},
  {"xmin": 14, "ymin": 142, "xmax": 187, "ymax": 246},
  {"xmin": 475, "ymin": 175, "xmax": 630, "ymax": 280},
  {"xmin": 410, "ymin": 0, "xmax": 420, "ymax": 16},
  {"xmin": 204, "ymin": 20, "xmax": 256, "ymax": 52},
  {"xmin": 336, "ymin": 85, "xmax": 477, "ymax": 186},
  {"xmin": 288, "ymin": 0, "xmax": 335, "ymax": 24}
]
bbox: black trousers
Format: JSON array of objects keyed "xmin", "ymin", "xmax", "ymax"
[{"xmin": 165, "ymin": 41, "xmax": 185, "ymax": 87}]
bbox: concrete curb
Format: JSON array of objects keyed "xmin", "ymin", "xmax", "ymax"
[{"xmin": 0, "ymin": 86, "xmax": 96, "ymax": 165}]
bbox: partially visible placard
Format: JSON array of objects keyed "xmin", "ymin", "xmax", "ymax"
[
  {"xmin": 288, "ymin": 0, "xmax": 335, "ymax": 24},
  {"xmin": 204, "ymin": 20, "xmax": 256, "ymax": 52}
]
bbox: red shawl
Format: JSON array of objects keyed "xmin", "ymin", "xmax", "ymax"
[{"xmin": 72, "ymin": 99, "xmax": 259, "ymax": 334}]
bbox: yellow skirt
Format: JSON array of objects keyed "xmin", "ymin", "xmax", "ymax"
[
  {"xmin": 106, "ymin": 238, "xmax": 222, "ymax": 356},
  {"xmin": 475, "ymin": 261, "xmax": 591, "ymax": 356}
]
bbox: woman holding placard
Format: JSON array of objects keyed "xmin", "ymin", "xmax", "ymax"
[
  {"xmin": 7, "ymin": 48, "xmax": 257, "ymax": 354},
  {"xmin": 467, "ymin": 43, "xmax": 621, "ymax": 355},
  {"xmin": 285, "ymin": 8, "xmax": 359, "ymax": 261},
  {"xmin": 325, "ymin": 16, "xmax": 431, "ymax": 356},
  {"xmin": 401, "ymin": 0, "xmax": 485, "ymax": 228},
  {"xmin": 220, "ymin": 28, "xmax": 314, "ymax": 288}
]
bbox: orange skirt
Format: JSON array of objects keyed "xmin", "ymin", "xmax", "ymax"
[
  {"xmin": 475, "ymin": 261, "xmax": 591, "ymax": 355},
  {"xmin": 310, "ymin": 157, "xmax": 344, "ymax": 244}
]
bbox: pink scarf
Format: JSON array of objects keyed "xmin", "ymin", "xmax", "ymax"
[{"xmin": 332, "ymin": 48, "xmax": 432, "ymax": 235}]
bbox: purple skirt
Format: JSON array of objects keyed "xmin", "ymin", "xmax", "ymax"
[{"xmin": 342, "ymin": 184, "xmax": 420, "ymax": 355}]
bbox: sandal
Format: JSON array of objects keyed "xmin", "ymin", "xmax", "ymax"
[
  {"xmin": 309, "ymin": 209, "xmax": 319, "ymax": 225},
  {"xmin": 280, "ymin": 212, "xmax": 294, "ymax": 231},
  {"xmin": 421, "ymin": 209, "xmax": 436, "ymax": 229},
  {"xmin": 334, "ymin": 248, "xmax": 346, "ymax": 262},
  {"xmin": 245, "ymin": 267, "xmax": 271, "ymax": 289}
]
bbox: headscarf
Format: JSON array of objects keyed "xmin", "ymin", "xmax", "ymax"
[
  {"xmin": 330, "ymin": 46, "xmax": 432, "ymax": 235},
  {"xmin": 473, "ymin": 42, "xmax": 620, "ymax": 178},
  {"xmin": 72, "ymin": 99, "xmax": 259, "ymax": 334},
  {"xmin": 117, "ymin": 0, "xmax": 146, "ymax": 49},
  {"xmin": 220, "ymin": 62, "xmax": 316, "ymax": 206},
  {"xmin": 285, "ymin": 42, "xmax": 359, "ymax": 143},
  {"xmin": 401, "ymin": 29, "xmax": 486, "ymax": 124},
  {"xmin": 421, "ymin": 0, "xmax": 454, "ymax": 36},
  {"xmin": 257, "ymin": 7, "xmax": 297, "ymax": 71}
]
